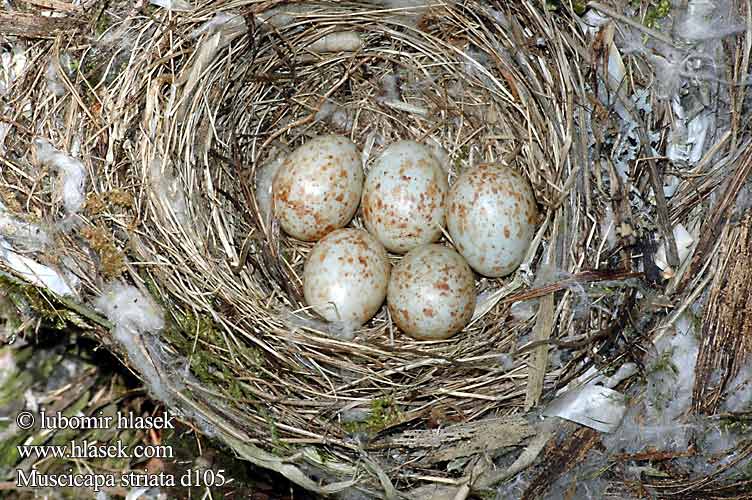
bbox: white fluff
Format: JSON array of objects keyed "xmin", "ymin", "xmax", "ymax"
[
  {"xmin": 0, "ymin": 238, "xmax": 74, "ymax": 296},
  {"xmin": 95, "ymin": 284, "xmax": 218, "ymax": 437},
  {"xmin": 254, "ymin": 157, "xmax": 283, "ymax": 229},
  {"xmin": 94, "ymin": 282, "xmax": 164, "ymax": 335},
  {"xmin": 0, "ymin": 214, "xmax": 50, "ymax": 252},
  {"xmin": 600, "ymin": 206, "xmax": 617, "ymax": 250},
  {"xmin": 191, "ymin": 12, "xmax": 245, "ymax": 45},
  {"xmin": 315, "ymin": 101, "xmax": 354, "ymax": 131},
  {"xmin": 723, "ymin": 361, "xmax": 752, "ymax": 412},
  {"xmin": 45, "ymin": 59, "xmax": 65, "ymax": 96},
  {"xmin": 94, "ymin": 282, "xmax": 177, "ymax": 408},
  {"xmin": 149, "ymin": 158, "xmax": 188, "ymax": 225},
  {"xmin": 604, "ymin": 313, "xmax": 699, "ymax": 452},
  {"xmin": 0, "ymin": 349, "xmax": 16, "ymax": 386},
  {"xmin": 646, "ymin": 314, "xmax": 699, "ymax": 420},
  {"xmin": 34, "ymin": 139, "xmax": 86, "ymax": 214},
  {"xmin": 283, "ymin": 311, "xmax": 357, "ymax": 341},
  {"xmin": 676, "ymin": 0, "xmax": 745, "ymax": 41},
  {"xmin": 650, "ymin": 50, "xmax": 687, "ymax": 100},
  {"xmin": 309, "ymin": 32, "xmax": 363, "ymax": 53},
  {"xmin": 149, "ymin": 0, "xmax": 192, "ymax": 11},
  {"xmin": 509, "ymin": 300, "xmax": 537, "ymax": 322},
  {"xmin": 0, "ymin": 45, "xmax": 27, "ymax": 95},
  {"xmin": 496, "ymin": 353, "xmax": 514, "ymax": 371},
  {"xmin": 615, "ymin": 0, "xmax": 742, "ymax": 104},
  {"xmin": 0, "ymin": 122, "xmax": 9, "ymax": 156},
  {"xmin": 654, "ymin": 224, "xmax": 694, "ymax": 277}
]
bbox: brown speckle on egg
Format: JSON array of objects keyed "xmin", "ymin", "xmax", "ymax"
[
  {"xmin": 303, "ymin": 229, "xmax": 390, "ymax": 327},
  {"xmin": 272, "ymin": 135, "xmax": 363, "ymax": 241},
  {"xmin": 387, "ymin": 244, "xmax": 476, "ymax": 341},
  {"xmin": 362, "ymin": 141, "xmax": 448, "ymax": 254},
  {"xmin": 446, "ymin": 163, "xmax": 538, "ymax": 277}
]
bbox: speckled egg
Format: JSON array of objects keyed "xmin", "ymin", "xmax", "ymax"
[
  {"xmin": 304, "ymin": 229, "xmax": 390, "ymax": 327},
  {"xmin": 273, "ymin": 135, "xmax": 363, "ymax": 241},
  {"xmin": 446, "ymin": 163, "xmax": 538, "ymax": 277},
  {"xmin": 387, "ymin": 244, "xmax": 476, "ymax": 340},
  {"xmin": 362, "ymin": 141, "xmax": 449, "ymax": 254}
]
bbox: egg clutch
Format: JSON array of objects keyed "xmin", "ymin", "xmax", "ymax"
[{"xmin": 269, "ymin": 134, "xmax": 538, "ymax": 341}]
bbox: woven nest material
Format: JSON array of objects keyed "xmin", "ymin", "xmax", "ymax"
[{"xmin": 3, "ymin": 0, "xmax": 752, "ymax": 498}]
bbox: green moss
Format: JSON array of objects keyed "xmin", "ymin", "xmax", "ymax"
[
  {"xmin": 570, "ymin": 0, "xmax": 587, "ymax": 15},
  {"xmin": 453, "ymin": 144, "xmax": 470, "ymax": 173},
  {"xmin": 647, "ymin": 350, "xmax": 677, "ymax": 377},
  {"xmin": 645, "ymin": 0, "xmax": 671, "ymax": 29},
  {"xmin": 543, "ymin": 0, "xmax": 587, "ymax": 15},
  {"xmin": 718, "ymin": 416, "xmax": 752, "ymax": 435},
  {"xmin": 178, "ymin": 338, "xmax": 249, "ymax": 402},
  {"xmin": 477, "ymin": 487, "xmax": 500, "ymax": 500},
  {"xmin": 142, "ymin": 275, "xmax": 165, "ymax": 308},
  {"xmin": 342, "ymin": 397, "xmax": 402, "ymax": 435},
  {"xmin": 0, "ymin": 272, "xmax": 108, "ymax": 332},
  {"xmin": 173, "ymin": 311, "xmax": 264, "ymax": 395},
  {"xmin": 185, "ymin": 349, "xmax": 217, "ymax": 383},
  {"xmin": 0, "ymin": 371, "xmax": 31, "ymax": 408},
  {"xmin": 238, "ymin": 344, "xmax": 264, "ymax": 369},
  {"xmin": 30, "ymin": 393, "xmax": 93, "ymax": 469},
  {"xmin": 95, "ymin": 11, "xmax": 113, "ymax": 38},
  {"xmin": 24, "ymin": 289, "xmax": 70, "ymax": 329},
  {"xmin": 370, "ymin": 397, "xmax": 400, "ymax": 429},
  {"xmin": 0, "ymin": 432, "xmax": 26, "ymax": 470}
]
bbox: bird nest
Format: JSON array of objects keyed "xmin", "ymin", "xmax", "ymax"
[{"xmin": 3, "ymin": 0, "xmax": 752, "ymax": 498}]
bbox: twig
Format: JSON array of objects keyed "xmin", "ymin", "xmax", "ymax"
[
  {"xmin": 502, "ymin": 269, "xmax": 643, "ymax": 304},
  {"xmin": 0, "ymin": 12, "xmax": 83, "ymax": 38},
  {"xmin": 525, "ymin": 212, "xmax": 560, "ymax": 410},
  {"xmin": 614, "ymin": 91, "xmax": 681, "ymax": 267}
]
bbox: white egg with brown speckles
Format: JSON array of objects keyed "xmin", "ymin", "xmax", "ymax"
[
  {"xmin": 362, "ymin": 141, "xmax": 449, "ymax": 254},
  {"xmin": 273, "ymin": 135, "xmax": 363, "ymax": 241},
  {"xmin": 387, "ymin": 244, "xmax": 476, "ymax": 340},
  {"xmin": 447, "ymin": 164, "xmax": 537, "ymax": 277},
  {"xmin": 304, "ymin": 229, "xmax": 390, "ymax": 327}
]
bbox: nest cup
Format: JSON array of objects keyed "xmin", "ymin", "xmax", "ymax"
[{"xmin": 0, "ymin": 1, "xmax": 582, "ymax": 496}]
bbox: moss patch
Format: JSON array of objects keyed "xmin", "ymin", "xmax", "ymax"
[{"xmin": 80, "ymin": 225, "xmax": 125, "ymax": 278}]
